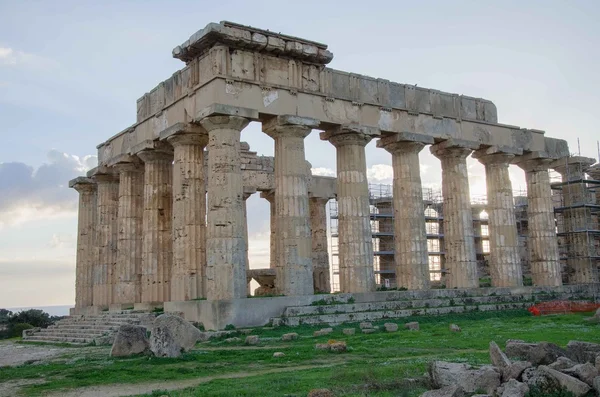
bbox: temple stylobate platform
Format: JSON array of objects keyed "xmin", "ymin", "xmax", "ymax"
[{"xmin": 67, "ymin": 21, "xmax": 600, "ymax": 329}]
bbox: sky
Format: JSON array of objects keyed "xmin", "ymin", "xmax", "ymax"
[{"xmin": 1, "ymin": 0, "xmax": 599, "ymax": 310}]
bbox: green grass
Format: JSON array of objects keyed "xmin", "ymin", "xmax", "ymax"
[{"xmin": 1, "ymin": 310, "xmax": 598, "ymax": 397}]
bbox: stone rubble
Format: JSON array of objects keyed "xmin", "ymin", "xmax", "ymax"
[
  {"xmin": 420, "ymin": 339, "xmax": 600, "ymax": 397},
  {"xmin": 405, "ymin": 321, "xmax": 420, "ymax": 331}
]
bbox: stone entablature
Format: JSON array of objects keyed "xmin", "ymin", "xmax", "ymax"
[{"xmin": 96, "ymin": 21, "xmax": 568, "ymax": 167}]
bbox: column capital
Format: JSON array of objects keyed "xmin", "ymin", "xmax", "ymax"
[
  {"xmin": 159, "ymin": 122, "xmax": 209, "ymax": 148},
  {"xmin": 473, "ymin": 146, "xmax": 522, "ymax": 165},
  {"xmin": 197, "ymin": 115, "xmax": 250, "ymax": 133},
  {"xmin": 550, "ymin": 156, "xmax": 596, "ymax": 176},
  {"xmin": 69, "ymin": 176, "xmax": 96, "ymax": 193},
  {"xmin": 108, "ymin": 154, "xmax": 143, "ymax": 173},
  {"xmin": 430, "ymin": 139, "xmax": 479, "ymax": 160},
  {"xmin": 320, "ymin": 124, "xmax": 379, "ymax": 147},
  {"xmin": 87, "ymin": 166, "xmax": 119, "ymax": 183},
  {"xmin": 513, "ymin": 153, "xmax": 554, "ymax": 173},
  {"xmin": 262, "ymin": 115, "xmax": 318, "ymax": 139},
  {"xmin": 377, "ymin": 132, "xmax": 432, "ymax": 154},
  {"xmin": 131, "ymin": 140, "xmax": 173, "ymax": 163}
]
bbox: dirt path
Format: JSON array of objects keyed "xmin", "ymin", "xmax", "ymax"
[
  {"xmin": 46, "ymin": 364, "xmax": 337, "ymax": 397},
  {"xmin": 0, "ymin": 340, "xmax": 70, "ymax": 367}
]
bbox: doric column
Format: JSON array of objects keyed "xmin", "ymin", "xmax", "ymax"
[
  {"xmin": 260, "ymin": 190, "xmax": 277, "ymax": 269},
  {"xmin": 379, "ymin": 134, "xmax": 432, "ymax": 290},
  {"xmin": 431, "ymin": 140, "xmax": 479, "ymax": 289},
  {"xmin": 310, "ymin": 197, "xmax": 331, "ymax": 293},
  {"xmin": 69, "ymin": 177, "xmax": 97, "ymax": 309},
  {"xmin": 89, "ymin": 167, "xmax": 119, "ymax": 307},
  {"xmin": 112, "ymin": 158, "xmax": 144, "ymax": 305},
  {"xmin": 161, "ymin": 124, "xmax": 209, "ymax": 301},
  {"xmin": 552, "ymin": 156, "xmax": 597, "ymax": 283},
  {"xmin": 263, "ymin": 115, "xmax": 316, "ymax": 296},
  {"xmin": 515, "ymin": 154, "xmax": 561, "ymax": 286},
  {"xmin": 320, "ymin": 125, "xmax": 377, "ymax": 293},
  {"xmin": 136, "ymin": 146, "xmax": 173, "ymax": 304},
  {"xmin": 474, "ymin": 147, "xmax": 523, "ymax": 287},
  {"xmin": 198, "ymin": 110, "xmax": 253, "ymax": 300},
  {"xmin": 588, "ymin": 165, "xmax": 600, "ymax": 230}
]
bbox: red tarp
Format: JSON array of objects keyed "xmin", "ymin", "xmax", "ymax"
[{"xmin": 528, "ymin": 300, "xmax": 600, "ymax": 316}]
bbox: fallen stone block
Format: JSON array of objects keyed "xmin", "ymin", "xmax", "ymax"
[
  {"xmin": 342, "ymin": 328, "xmax": 355, "ymax": 335},
  {"xmin": 281, "ymin": 332, "xmax": 299, "ymax": 341},
  {"xmin": 329, "ymin": 341, "xmax": 347, "ymax": 353},
  {"xmin": 429, "ymin": 361, "xmax": 500, "ymax": 394},
  {"xmin": 149, "ymin": 314, "xmax": 202, "ymax": 358},
  {"xmin": 315, "ymin": 343, "xmax": 330, "ymax": 351},
  {"xmin": 502, "ymin": 361, "xmax": 532, "ymax": 382},
  {"xmin": 110, "ymin": 324, "xmax": 149, "ymax": 357},
  {"xmin": 362, "ymin": 328, "xmax": 376, "ymax": 334},
  {"xmin": 273, "ymin": 352, "xmax": 285, "ymax": 358},
  {"xmin": 490, "ymin": 341, "xmax": 511, "ymax": 371},
  {"xmin": 561, "ymin": 362, "xmax": 599, "ymax": 386},
  {"xmin": 496, "ymin": 378, "xmax": 529, "ymax": 397},
  {"xmin": 528, "ymin": 342, "xmax": 567, "ymax": 366},
  {"xmin": 224, "ymin": 337, "xmax": 241, "ymax": 343},
  {"xmin": 359, "ymin": 322, "xmax": 373, "ymax": 329},
  {"xmin": 548, "ymin": 356, "xmax": 578, "ymax": 371},
  {"xmin": 314, "ymin": 328, "xmax": 333, "ymax": 337},
  {"xmin": 538, "ymin": 365, "xmax": 591, "ymax": 397},
  {"xmin": 384, "ymin": 323, "xmax": 398, "ymax": 332},
  {"xmin": 405, "ymin": 321, "xmax": 420, "ymax": 331},
  {"xmin": 505, "ymin": 340, "xmax": 537, "ymax": 361},
  {"xmin": 449, "ymin": 324, "xmax": 461, "ymax": 333},
  {"xmin": 566, "ymin": 340, "xmax": 600, "ymax": 364},
  {"xmin": 245, "ymin": 335, "xmax": 259, "ymax": 345}
]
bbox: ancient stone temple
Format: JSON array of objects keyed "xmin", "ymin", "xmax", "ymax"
[{"xmin": 68, "ymin": 21, "xmax": 599, "ymax": 329}]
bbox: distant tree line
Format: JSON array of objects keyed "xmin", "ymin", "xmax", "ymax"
[{"xmin": 0, "ymin": 308, "xmax": 64, "ymax": 339}]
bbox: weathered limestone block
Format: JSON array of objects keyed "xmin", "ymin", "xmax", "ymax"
[
  {"xmin": 137, "ymin": 149, "xmax": 173, "ymax": 304},
  {"xmin": 503, "ymin": 361, "xmax": 532, "ymax": 382},
  {"xmin": 245, "ymin": 335, "xmax": 259, "ymax": 345},
  {"xmin": 281, "ymin": 332, "xmax": 299, "ymax": 341},
  {"xmin": 566, "ymin": 341, "xmax": 600, "ymax": 364},
  {"xmin": 379, "ymin": 135, "xmax": 432, "ymax": 290},
  {"xmin": 310, "ymin": 197, "xmax": 331, "ymax": 293},
  {"xmin": 110, "ymin": 324, "xmax": 149, "ymax": 357},
  {"xmin": 562, "ymin": 363, "xmax": 599, "ymax": 386},
  {"xmin": 428, "ymin": 361, "xmax": 501, "ymax": 394},
  {"xmin": 538, "ymin": 365, "xmax": 591, "ymax": 396},
  {"xmin": 114, "ymin": 160, "xmax": 144, "ymax": 305},
  {"xmin": 70, "ymin": 177, "xmax": 97, "ymax": 309},
  {"xmin": 263, "ymin": 115, "xmax": 317, "ymax": 296},
  {"xmin": 490, "ymin": 341, "xmax": 511, "ymax": 370},
  {"xmin": 199, "ymin": 113, "xmax": 250, "ymax": 300},
  {"xmin": 431, "ymin": 141, "xmax": 479, "ymax": 289},
  {"xmin": 405, "ymin": 322, "xmax": 420, "ymax": 331},
  {"xmin": 321, "ymin": 125, "xmax": 377, "ymax": 293},
  {"xmin": 166, "ymin": 128, "xmax": 209, "ymax": 301},
  {"xmin": 497, "ymin": 379, "xmax": 529, "ymax": 397},
  {"xmin": 515, "ymin": 156, "xmax": 561, "ymax": 286},
  {"xmin": 474, "ymin": 149, "xmax": 523, "ymax": 287},
  {"xmin": 91, "ymin": 169, "xmax": 119, "ymax": 307},
  {"xmin": 548, "ymin": 356, "xmax": 578, "ymax": 370},
  {"xmin": 149, "ymin": 314, "xmax": 201, "ymax": 357}
]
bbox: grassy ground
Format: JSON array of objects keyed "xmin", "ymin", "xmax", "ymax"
[{"xmin": 1, "ymin": 310, "xmax": 598, "ymax": 396}]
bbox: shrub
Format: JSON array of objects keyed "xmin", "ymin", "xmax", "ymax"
[
  {"xmin": 10, "ymin": 323, "xmax": 33, "ymax": 338},
  {"xmin": 9, "ymin": 309, "xmax": 52, "ymax": 328}
]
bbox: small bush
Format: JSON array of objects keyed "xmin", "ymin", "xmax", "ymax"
[
  {"xmin": 224, "ymin": 324, "xmax": 236, "ymax": 331},
  {"xmin": 11, "ymin": 323, "xmax": 34, "ymax": 338},
  {"xmin": 526, "ymin": 380, "xmax": 575, "ymax": 397}
]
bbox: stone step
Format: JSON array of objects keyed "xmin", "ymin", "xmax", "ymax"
[
  {"xmin": 283, "ymin": 294, "xmax": 534, "ymax": 317},
  {"xmin": 272, "ymin": 302, "xmax": 534, "ymax": 327},
  {"xmin": 23, "ymin": 312, "xmax": 156, "ymax": 345},
  {"xmin": 23, "ymin": 335, "xmax": 94, "ymax": 345}
]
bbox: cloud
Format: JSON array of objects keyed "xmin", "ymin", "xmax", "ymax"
[
  {"xmin": 0, "ymin": 47, "xmax": 59, "ymax": 70},
  {"xmin": 0, "ymin": 150, "xmax": 97, "ymax": 228},
  {"xmin": 311, "ymin": 167, "xmax": 336, "ymax": 177}
]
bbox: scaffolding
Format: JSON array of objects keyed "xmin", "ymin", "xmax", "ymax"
[{"xmin": 550, "ymin": 161, "xmax": 600, "ymax": 284}]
